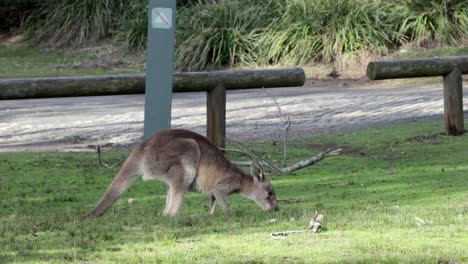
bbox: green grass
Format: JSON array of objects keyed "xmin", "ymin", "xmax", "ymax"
[
  {"xmin": 1, "ymin": 120, "xmax": 467, "ymax": 263},
  {"xmin": 0, "ymin": 45, "xmax": 143, "ymax": 78}
]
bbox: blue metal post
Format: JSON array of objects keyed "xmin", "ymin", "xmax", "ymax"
[{"xmin": 144, "ymin": 0, "xmax": 176, "ymax": 138}]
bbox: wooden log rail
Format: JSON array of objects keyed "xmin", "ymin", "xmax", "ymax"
[
  {"xmin": 0, "ymin": 67, "xmax": 305, "ymax": 147},
  {"xmin": 367, "ymin": 56, "xmax": 468, "ymax": 136}
]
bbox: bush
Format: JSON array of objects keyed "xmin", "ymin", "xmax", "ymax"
[
  {"xmin": 257, "ymin": 0, "xmax": 403, "ymax": 65},
  {"xmin": 116, "ymin": 1, "xmax": 147, "ymax": 51},
  {"xmin": 174, "ymin": 0, "xmax": 277, "ymax": 71},
  {"xmin": 21, "ymin": 0, "xmax": 468, "ymax": 70},
  {"xmin": 23, "ymin": 0, "xmax": 129, "ymax": 48},
  {"xmin": 399, "ymin": 0, "xmax": 468, "ymax": 47}
]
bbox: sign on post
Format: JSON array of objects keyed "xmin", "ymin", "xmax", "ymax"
[{"xmin": 144, "ymin": 0, "xmax": 176, "ymax": 138}]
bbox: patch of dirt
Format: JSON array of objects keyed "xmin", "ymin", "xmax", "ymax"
[
  {"xmin": 55, "ymin": 59, "xmax": 131, "ymax": 70},
  {"xmin": 0, "ymin": 32, "xmax": 25, "ymax": 46}
]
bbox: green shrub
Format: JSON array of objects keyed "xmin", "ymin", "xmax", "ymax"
[
  {"xmin": 23, "ymin": 0, "xmax": 129, "ymax": 48},
  {"xmin": 399, "ymin": 0, "xmax": 468, "ymax": 47},
  {"xmin": 174, "ymin": 0, "xmax": 276, "ymax": 71},
  {"xmin": 257, "ymin": 0, "xmax": 403, "ymax": 65},
  {"xmin": 21, "ymin": 0, "xmax": 468, "ymax": 70},
  {"xmin": 116, "ymin": 1, "xmax": 148, "ymax": 51}
]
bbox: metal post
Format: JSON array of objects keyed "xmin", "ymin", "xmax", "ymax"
[{"xmin": 144, "ymin": 0, "xmax": 176, "ymax": 138}]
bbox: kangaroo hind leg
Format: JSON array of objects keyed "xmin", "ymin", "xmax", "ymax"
[
  {"xmin": 163, "ymin": 139, "xmax": 200, "ymax": 216},
  {"xmin": 84, "ymin": 151, "xmax": 142, "ymax": 219}
]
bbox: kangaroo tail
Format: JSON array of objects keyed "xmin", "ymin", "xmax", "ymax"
[{"xmin": 83, "ymin": 151, "xmax": 142, "ymax": 219}]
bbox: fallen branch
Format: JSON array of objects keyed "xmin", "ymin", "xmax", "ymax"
[
  {"xmin": 280, "ymin": 148, "xmax": 341, "ymax": 174},
  {"xmin": 232, "ymin": 148, "xmax": 341, "ymax": 175}
]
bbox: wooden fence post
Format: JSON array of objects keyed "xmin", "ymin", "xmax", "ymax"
[
  {"xmin": 207, "ymin": 84, "xmax": 226, "ymax": 148},
  {"xmin": 443, "ymin": 68, "xmax": 464, "ymax": 136},
  {"xmin": 368, "ymin": 57, "xmax": 468, "ymax": 136}
]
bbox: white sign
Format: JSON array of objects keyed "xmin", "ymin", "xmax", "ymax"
[{"xmin": 151, "ymin": 7, "xmax": 172, "ymax": 29}]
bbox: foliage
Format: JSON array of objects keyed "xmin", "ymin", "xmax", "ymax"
[
  {"xmin": 23, "ymin": 0, "xmax": 129, "ymax": 48},
  {"xmin": 174, "ymin": 0, "xmax": 276, "ymax": 71},
  {"xmin": 398, "ymin": 0, "xmax": 468, "ymax": 47},
  {"xmin": 20, "ymin": 0, "xmax": 468, "ymax": 69},
  {"xmin": 0, "ymin": 120, "xmax": 467, "ymax": 262},
  {"xmin": 115, "ymin": 1, "xmax": 148, "ymax": 51},
  {"xmin": 257, "ymin": 0, "xmax": 403, "ymax": 65}
]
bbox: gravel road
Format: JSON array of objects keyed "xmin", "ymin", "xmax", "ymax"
[{"xmin": 1, "ymin": 78, "xmax": 467, "ymax": 151}]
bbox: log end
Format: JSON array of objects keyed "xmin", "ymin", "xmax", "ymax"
[{"xmin": 366, "ymin": 62, "xmax": 377, "ymax": 80}]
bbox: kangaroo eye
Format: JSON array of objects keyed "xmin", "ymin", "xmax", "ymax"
[{"xmin": 268, "ymin": 192, "xmax": 274, "ymax": 197}]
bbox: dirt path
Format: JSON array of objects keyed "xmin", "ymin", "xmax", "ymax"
[{"xmin": 1, "ymin": 79, "xmax": 467, "ymax": 151}]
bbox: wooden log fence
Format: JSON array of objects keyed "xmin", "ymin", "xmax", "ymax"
[
  {"xmin": 367, "ymin": 56, "xmax": 468, "ymax": 136},
  {"xmin": 0, "ymin": 67, "xmax": 305, "ymax": 147}
]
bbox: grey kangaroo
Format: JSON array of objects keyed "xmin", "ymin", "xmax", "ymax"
[{"xmin": 85, "ymin": 129, "xmax": 278, "ymax": 218}]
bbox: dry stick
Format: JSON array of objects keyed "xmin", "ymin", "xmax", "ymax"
[
  {"xmin": 270, "ymin": 230, "xmax": 308, "ymax": 239},
  {"xmin": 96, "ymin": 146, "xmax": 124, "ymax": 169},
  {"xmin": 226, "ymin": 138, "xmax": 284, "ymax": 175},
  {"xmin": 224, "ymin": 88, "xmax": 341, "ymax": 175},
  {"xmin": 262, "ymin": 87, "xmax": 291, "ymax": 168},
  {"xmin": 280, "ymin": 148, "xmax": 342, "ymax": 174},
  {"xmin": 281, "ymin": 116, "xmax": 291, "ymax": 168}
]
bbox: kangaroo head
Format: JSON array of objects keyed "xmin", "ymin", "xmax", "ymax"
[{"xmin": 245, "ymin": 161, "xmax": 279, "ymax": 212}]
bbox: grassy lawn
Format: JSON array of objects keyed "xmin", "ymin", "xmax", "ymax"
[
  {"xmin": 0, "ymin": 44, "xmax": 143, "ymax": 78},
  {"xmin": 2, "ymin": 43, "xmax": 467, "ymax": 80},
  {"xmin": 0, "ymin": 120, "xmax": 467, "ymax": 263}
]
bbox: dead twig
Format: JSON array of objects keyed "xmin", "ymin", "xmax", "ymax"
[
  {"xmin": 270, "ymin": 212, "xmax": 324, "ymax": 239},
  {"xmin": 270, "ymin": 230, "xmax": 307, "ymax": 239},
  {"xmin": 280, "ymin": 148, "xmax": 342, "ymax": 174},
  {"xmin": 226, "ymin": 138, "xmax": 284, "ymax": 175},
  {"xmin": 96, "ymin": 146, "xmax": 124, "ymax": 169},
  {"xmin": 262, "ymin": 87, "xmax": 291, "ymax": 168}
]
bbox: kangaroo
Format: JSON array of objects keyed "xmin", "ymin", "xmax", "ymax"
[{"xmin": 84, "ymin": 129, "xmax": 278, "ymax": 218}]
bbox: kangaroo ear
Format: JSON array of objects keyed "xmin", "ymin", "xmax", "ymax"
[{"xmin": 250, "ymin": 161, "xmax": 265, "ymax": 182}]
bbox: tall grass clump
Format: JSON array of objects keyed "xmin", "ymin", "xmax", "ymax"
[
  {"xmin": 257, "ymin": 0, "xmax": 402, "ymax": 65},
  {"xmin": 23, "ymin": 0, "xmax": 129, "ymax": 48},
  {"xmin": 116, "ymin": 1, "xmax": 147, "ymax": 51},
  {"xmin": 174, "ymin": 0, "xmax": 277, "ymax": 71},
  {"xmin": 399, "ymin": 0, "xmax": 468, "ymax": 47}
]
